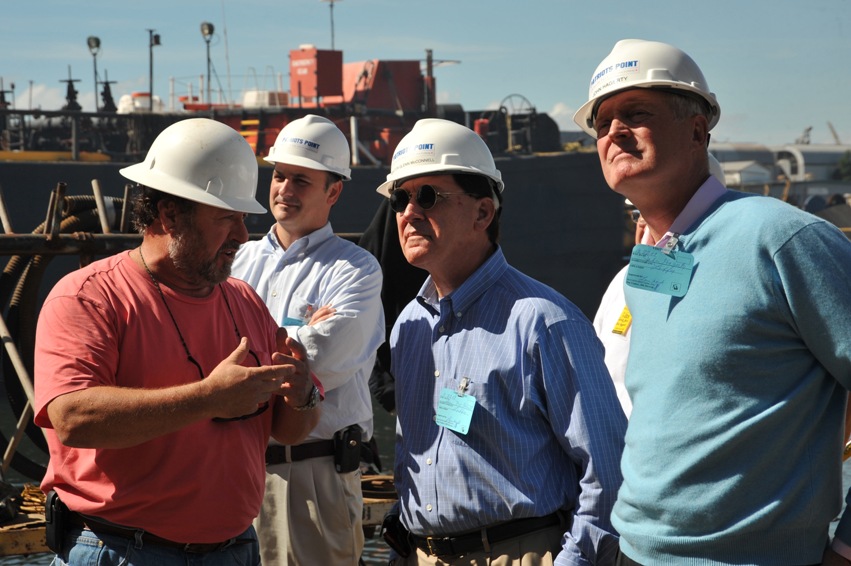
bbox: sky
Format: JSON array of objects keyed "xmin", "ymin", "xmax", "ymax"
[{"xmin": 1, "ymin": 0, "xmax": 850, "ymax": 146}]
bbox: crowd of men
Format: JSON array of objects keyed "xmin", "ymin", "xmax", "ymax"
[{"xmin": 32, "ymin": 38, "xmax": 851, "ymax": 566}]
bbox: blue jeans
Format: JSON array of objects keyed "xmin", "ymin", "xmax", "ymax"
[{"xmin": 50, "ymin": 525, "xmax": 260, "ymax": 566}]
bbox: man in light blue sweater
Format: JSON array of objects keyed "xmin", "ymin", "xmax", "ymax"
[{"xmin": 574, "ymin": 38, "xmax": 851, "ymax": 565}]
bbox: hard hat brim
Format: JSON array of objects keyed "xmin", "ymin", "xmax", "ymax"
[
  {"xmin": 376, "ymin": 164, "xmax": 504, "ymax": 198},
  {"xmin": 264, "ymin": 150, "xmax": 352, "ymax": 181},
  {"xmin": 572, "ymin": 82, "xmax": 720, "ymax": 137},
  {"xmin": 120, "ymin": 162, "xmax": 267, "ymax": 215}
]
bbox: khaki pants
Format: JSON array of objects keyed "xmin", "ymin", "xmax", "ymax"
[
  {"xmin": 402, "ymin": 524, "xmax": 564, "ymax": 566},
  {"xmin": 254, "ymin": 455, "xmax": 363, "ymax": 565}
]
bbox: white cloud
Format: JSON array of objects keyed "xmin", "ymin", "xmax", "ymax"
[
  {"xmin": 548, "ymin": 102, "xmax": 579, "ymax": 132},
  {"xmin": 17, "ymin": 84, "xmax": 66, "ymax": 112}
]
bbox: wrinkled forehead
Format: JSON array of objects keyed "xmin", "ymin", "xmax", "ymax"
[{"xmin": 594, "ymin": 87, "xmax": 672, "ymax": 118}]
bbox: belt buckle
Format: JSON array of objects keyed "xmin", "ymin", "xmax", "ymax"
[{"xmin": 425, "ymin": 536, "xmax": 440, "ymax": 556}]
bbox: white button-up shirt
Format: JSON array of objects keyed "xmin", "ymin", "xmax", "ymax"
[{"xmin": 232, "ymin": 223, "xmax": 385, "ymax": 441}]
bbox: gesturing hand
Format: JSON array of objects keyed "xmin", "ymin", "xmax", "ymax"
[
  {"xmin": 272, "ymin": 327, "xmax": 317, "ymax": 409},
  {"xmin": 204, "ymin": 337, "xmax": 294, "ymax": 420}
]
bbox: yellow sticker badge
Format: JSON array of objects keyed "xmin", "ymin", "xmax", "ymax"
[{"xmin": 612, "ymin": 305, "xmax": 632, "ymax": 336}]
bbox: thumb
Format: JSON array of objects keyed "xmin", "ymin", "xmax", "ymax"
[
  {"xmin": 275, "ymin": 327, "xmax": 291, "ymax": 354},
  {"xmin": 228, "ymin": 336, "xmax": 251, "ymax": 365},
  {"xmin": 285, "ymin": 336, "xmax": 308, "ymax": 361}
]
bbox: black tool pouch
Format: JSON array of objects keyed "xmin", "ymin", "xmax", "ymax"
[
  {"xmin": 45, "ymin": 490, "xmax": 67, "ymax": 554},
  {"xmin": 334, "ymin": 425, "xmax": 362, "ymax": 473},
  {"xmin": 380, "ymin": 501, "xmax": 412, "ymax": 558}
]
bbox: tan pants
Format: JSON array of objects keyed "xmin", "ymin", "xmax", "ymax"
[
  {"xmin": 254, "ymin": 455, "xmax": 363, "ymax": 566},
  {"xmin": 402, "ymin": 524, "xmax": 564, "ymax": 566}
]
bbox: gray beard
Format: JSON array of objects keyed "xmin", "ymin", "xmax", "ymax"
[{"xmin": 167, "ymin": 230, "xmax": 231, "ymax": 286}]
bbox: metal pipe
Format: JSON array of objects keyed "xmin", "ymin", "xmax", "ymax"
[
  {"xmin": 0, "ymin": 183, "xmax": 15, "ymax": 235},
  {"xmin": 350, "ymin": 116, "xmax": 360, "ymax": 166},
  {"xmin": 71, "ymin": 116, "xmax": 79, "ymax": 161},
  {"xmin": 43, "ymin": 182, "xmax": 65, "ymax": 237},
  {"xmin": 1, "ymin": 403, "xmax": 36, "ymax": 477},
  {"xmin": 0, "ymin": 233, "xmax": 141, "ymax": 256},
  {"xmin": 91, "ymin": 179, "xmax": 112, "ymax": 234},
  {"xmin": 119, "ymin": 184, "xmax": 132, "ymax": 234}
]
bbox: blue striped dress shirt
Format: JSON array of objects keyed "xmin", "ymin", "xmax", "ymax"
[{"xmin": 392, "ymin": 247, "xmax": 626, "ymax": 565}]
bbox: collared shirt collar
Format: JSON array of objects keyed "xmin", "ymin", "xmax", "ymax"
[
  {"xmin": 657, "ymin": 175, "xmax": 727, "ymax": 249},
  {"xmin": 264, "ymin": 222, "xmax": 335, "ymax": 256},
  {"xmin": 416, "ymin": 247, "xmax": 508, "ymax": 316}
]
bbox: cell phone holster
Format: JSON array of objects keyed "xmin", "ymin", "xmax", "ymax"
[
  {"xmin": 334, "ymin": 425, "xmax": 362, "ymax": 473},
  {"xmin": 44, "ymin": 489, "xmax": 68, "ymax": 554}
]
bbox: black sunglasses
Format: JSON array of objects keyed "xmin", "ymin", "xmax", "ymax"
[{"xmin": 389, "ymin": 184, "xmax": 471, "ymax": 213}]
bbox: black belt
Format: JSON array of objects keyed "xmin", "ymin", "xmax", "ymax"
[
  {"xmin": 67, "ymin": 512, "xmax": 252, "ymax": 554},
  {"xmin": 410, "ymin": 512, "xmax": 565, "ymax": 558},
  {"xmin": 265, "ymin": 439, "xmax": 334, "ymax": 465}
]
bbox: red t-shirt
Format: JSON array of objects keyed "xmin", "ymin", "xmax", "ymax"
[{"xmin": 34, "ymin": 251, "xmax": 280, "ymax": 543}]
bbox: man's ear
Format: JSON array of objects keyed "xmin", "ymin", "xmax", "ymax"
[
  {"xmin": 474, "ymin": 198, "xmax": 496, "ymax": 231},
  {"xmin": 692, "ymin": 114, "xmax": 709, "ymax": 147},
  {"xmin": 157, "ymin": 200, "xmax": 180, "ymax": 232},
  {"xmin": 326, "ymin": 179, "xmax": 343, "ymax": 206}
]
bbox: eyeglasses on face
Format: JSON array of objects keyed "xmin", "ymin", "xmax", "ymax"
[{"xmin": 389, "ymin": 184, "xmax": 472, "ymax": 213}]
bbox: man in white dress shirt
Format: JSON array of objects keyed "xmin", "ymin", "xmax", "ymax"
[{"xmin": 231, "ymin": 114, "xmax": 385, "ymax": 565}]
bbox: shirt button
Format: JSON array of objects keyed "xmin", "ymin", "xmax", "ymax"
[
  {"xmin": 426, "ymin": 504, "xmax": 433, "ymax": 512},
  {"xmin": 426, "ymin": 458, "xmax": 432, "ymax": 465},
  {"xmin": 456, "ymin": 311, "xmax": 462, "ymax": 318},
  {"xmin": 438, "ymin": 326, "xmax": 445, "ymax": 333},
  {"xmin": 434, "ymin": 370, "xmax": 440, "ymax": 377},
  {"xmin": 272, "ymin": 291, "xmax": 277, "ymax": 297}
]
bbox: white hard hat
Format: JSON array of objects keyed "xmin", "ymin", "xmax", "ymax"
[
  {"xmin": 708, "ymin": 153, "xmax": 725, "ymax": 184},
  {"xmin": 264, "ymin": 114, "xmax": 352, "ymax": 180},
  {"xmin": 376, "ymin": 118, "xmax": 504, "ymax": 198},
  {"xmin": 573, "ymin": 39, "xmax": 720, "ymax": 137},
  {"xmin": 120, "ymin": 118, "xmax": 265, "ymax": 214}
]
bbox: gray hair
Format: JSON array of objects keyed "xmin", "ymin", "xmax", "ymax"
[{"xmin": 668, "ymin": 92, "xmax": 712, "ymax": 122}]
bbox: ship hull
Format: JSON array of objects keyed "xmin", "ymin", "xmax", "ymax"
[{"xmin": 0, "ymin": 152, "xmax": 624, "ymax": 318}]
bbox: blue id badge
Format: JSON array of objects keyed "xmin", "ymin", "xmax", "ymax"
[
  {"xmin": 626, "ymin": 244, "xmax": 694, "ymax": 297},
  {"xmin": 435, "ymin": 381, "xmax": 475, "ymax": 435}
]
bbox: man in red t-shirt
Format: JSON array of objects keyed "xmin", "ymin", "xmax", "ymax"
[{"xmin": 34, "ymin": 118, "xmax": 322, "ymax": 565}]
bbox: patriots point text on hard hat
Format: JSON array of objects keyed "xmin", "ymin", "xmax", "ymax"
[
  {"xmin": 282, "ymin": 137, "xmax": 321, "ymax": 151},
  {"xmin": 590, "ymin": 60, "xmax": 640, "ymax": 88},
  {"xmin": 393, "ymin": 143, "xmax": 435, "ymax": 161}
]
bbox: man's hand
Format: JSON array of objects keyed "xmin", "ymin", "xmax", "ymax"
[
  {"xmin": 203, "ymin": 337, "xmax": 292, "ymax": 420},
  {"xmin": 270, "ymin": 327, "xmax": 321, "ymax": 443},
  {"xmin": 272, "ymin": 327, "xmax": 315, "ymax": 409},
  {"xmin": 308, "ymin": 304, "xmax": 335, "ymax": 326}
]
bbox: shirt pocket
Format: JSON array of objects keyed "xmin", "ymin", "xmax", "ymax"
[{"xmin": 282, "ymin": 293, "xmax": 316, "ymax": 327}]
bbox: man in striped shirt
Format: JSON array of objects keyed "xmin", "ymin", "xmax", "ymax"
[{"xmin": 377, "ymin": 118, "xmax": 627, "ymax": 566}]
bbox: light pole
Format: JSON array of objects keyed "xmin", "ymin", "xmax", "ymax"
[
  {"xmin": 148, "ymin": 29, "xmax": 161, "ymax": 111},
  {"xmin": 321, "ymin": 0, "xmax": 342, "ymax": 50},
  {"xmin": 87, "ymin": 36, "xmax": 101, "ymax": 112},
  {"xmin": 200, "ymin": 22, "xmax": 214, "ymax": 104}
]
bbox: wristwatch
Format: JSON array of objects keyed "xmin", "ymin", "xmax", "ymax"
[{"xmin": 294, "ymin": 384, "xmax": 321, "ymax": 411}]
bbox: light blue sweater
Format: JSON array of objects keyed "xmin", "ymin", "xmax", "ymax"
[{"xmin": 617, "ymin": 190, "xmax": 851, "ymax": 565}]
